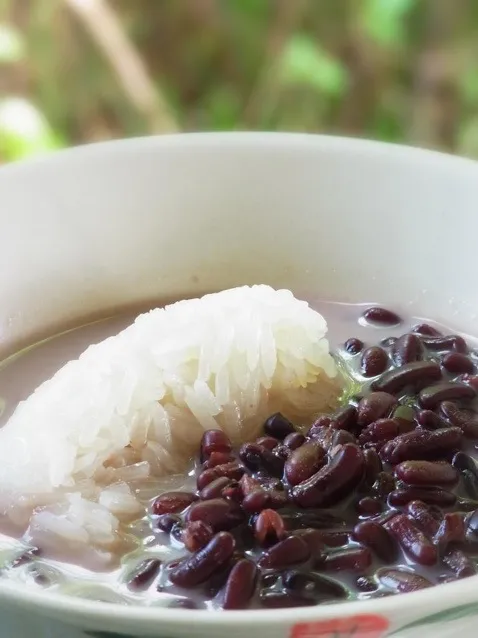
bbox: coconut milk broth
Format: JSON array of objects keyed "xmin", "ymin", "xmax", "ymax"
[{"xmin": 0, "ymin": 299, "xmax": 476, "ymax": 608}]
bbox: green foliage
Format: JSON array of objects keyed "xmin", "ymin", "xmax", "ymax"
[
  {"xmin": 1, "ymin": 0, "xmax": 478, "ymax": 160},
  {"xmin": 0, "ymin": 23, "xmax": 25, "ymax": 63},
  {"xmin": 0, "ymin": 98, "xmax": 63, "ymax": 162},
  {"xmin": 278, "ymin": 35, "xmax": 348, "ymax": 97},
  {"xmin": 362, "ymin": 0, "xmax": 416, "ymax": 46}
]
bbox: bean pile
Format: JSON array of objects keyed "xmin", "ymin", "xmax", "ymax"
[{"xmin": 127, "ymin": 308, "xmax": 478, "ymax": 610}]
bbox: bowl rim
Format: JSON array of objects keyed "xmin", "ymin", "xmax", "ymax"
[{"xmin": 1, "ymin": 131, "xmax": 478, "ymax": 628}]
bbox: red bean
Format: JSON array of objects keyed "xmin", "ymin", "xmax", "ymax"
[
  {"xmin": 254, "ymin": 509, "xmax": 286, "ymax": 546},
  {"xmin": 186, "ymin": 498, "xmax": 244, "ymax": 531},
  {"xmin": 391, "ymin": 334, "xmax": 424, "ymax": 367},
  {"xmin": 152, "ymin": 491, "xmax": 197, "ymax": 516},
  {"xmin": 283, "ymin": 432, "xmax": 306, "ymax": 450},
  {"xmin": 376, "ymin": 568, "xmax": 433, "ymax": 593},
  {"xmin": 385, "ymin": 514, "xmax": 438, "ymax": 566},
  {"xmin": 406, "ymin": 501, "xmax": 441, "ymax": 536},
  {"xmin": 319, "ymin": 548, "xmax": 373, "ymax": 572},
  {"xmin": 202, "ymin": 451, "xmax": 235, "ymax": 469},
  {"xmin": 263, "ymin": 412, "xmax": 295, "ymax": 440},
  {"xmin": 362, "ymin": 307, "xmax": 401, "ymax": 326},
  {"xmin": 197, "ymin": 462, "xmax": 245, "ymax": 490},
  {"xmin": 169, "ymin": 532, "xmax": 235, "ymax": 588},
  {"xmin": 394, "ymin": 460, "xmax": 458, "ymax": 486},
  {"xmin": 361, "ymin": 347, "xmax": 389, "ymax": 377},
  {"xmin": 256, "ymin": 436, "xmax": 279, "ymax": 451},
  {"xmin": 364, "ymin": 448, "xmax": 383, "ymax": 485},
  {"xmin": 413, "ymin": 323, "xmax": 442, "ymax": 337},
  {"xmin": 372, "ymin": 360, "xmax": 442, "ymax": 394},
  {"xmin": 222, "ymin": 559, "xmax": 258, "ymax": 610},
  {"xmin": 444, "ymin": 548, "xmax": 476, "ymax": 578},
  {"xmin": 199, "ymin": 477, "xmax": 234, "ymax": 500},
  {"xmin": 182, "ymin": 521, "xmax": 214, "ymax": 552},
  {"xmin": 239, "ymin": 474, "xmax": 261, "ymax": 496},
  {"xmin": 419, "ymin": 382, "xmax": 476, "ymax": 409},
  {"xmin": 380, "ymin": 427, "xmax": 462, "ymax": 464},
  {"xmin": 421, "ymin": 335, "xmax": 468, "ymax": 353},
  {"xmin": 239, "ymin": 443, "xmax": 285, "ymax": 477},
  {"xmin": 127, "ymin": 558, "xmax": 161, "ymax": 591},
  {"xmin": 354, "ymin": 520, "xmax": 396, "ymax": 561},
  {"xmin": 434, "ymin": 512, "xmax": 465, "ymax": 550},
  {"xmin": 242, "ymin": 490, "xmax": 271, "ymax": 514},
  {"xmin": 356, "ymin": 497, "xmax": 383, "ymax": 516},
  {"xmin": 357, "ymin": 392, "xmax": 397, "ymax": 427},
  {"xmin": 415, "ymin": 409, "xmax": 447, "ymax": 430},
  {"xmin": 285, "ymin": 442, "xmax": 326, "ymax": 486},
  {"xmin": 388, "ymin": 487, "xmax": 456, "ymax": 508},
  {"xmin": 283, "ymin": 570, "xmax": 347, "ymax": 601},
  {"xmin": 156, "ymin": 514, "xmax": 181, "ymax": 533},
  {"xmin": 259, "ymin": 535, "xmax": 310, "ymax": 569},
  {"xmin": 307, "ymin": 424, "xmax": 336, "ymax": 449},
  {"xmin": 442, "ymin": 352, "xmax": 475, "ymax": 375},
  {"xmin": 291, "ymin": 444, "xmax": 365, "ymax": 508},
  {"xmin": 344, "ymin": 337, "xmax": 364, "ymax": 354},
  {"xmin": 332, "ymin": 405, "xmax": 358, "ymax": 431},
  {"xmin": 289, "ymin": 528, "xmax": 325, "ymax": 555},
  {"xmin": 201, "ymin": 430, "xmax": 232, "ymax": 458},
  {"xmin": 359, "ymin": 418, "xmax": 399, "ymax": 446},
  {"xmin": 440, "ymin": 401, "xmax": 478, "ymax": 438}
]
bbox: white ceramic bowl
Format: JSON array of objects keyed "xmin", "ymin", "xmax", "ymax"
[{"xmin": 1, "ymin": 133, "xmax": 478, "ymax": 638}]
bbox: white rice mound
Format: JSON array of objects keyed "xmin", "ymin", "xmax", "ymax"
[{"xmin": 0, "ymin": 285, "xmax": 342, "ymax": 560}]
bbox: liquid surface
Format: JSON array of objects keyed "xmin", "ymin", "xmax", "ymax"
[{"xmin": 0, "ymin": 299, "xmax": 476, "ymax": 609}]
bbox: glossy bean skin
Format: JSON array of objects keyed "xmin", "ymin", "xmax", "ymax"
[
  {"xmin": 169, "ymin": 532, "xmax": 235, "ymax": 588},
  {"xmin": 201, "ymin": 430, "xmax": 232, "ymax": 458},
  {"xmin": 359, "ymin": 418, "xmax": 400, "ymax": 447},
  {"xmin": 259, "ymin": 536, "xmax": 311, "ymax": 569},
  {"xmin": 345, "ymin": 338, "xmax": 364, "ymax": 355},
  {"xmin": 285, "ymin": 442, "xmax": 326, "ymax": 486},
  {"xmin": 291, "ymin": 444, "xmax": 365, "ymax": 508},
  {"xmin": 357, "ymin": 392, "xmax": 397, "ymax": 427},
  {"xmin": 283, "ymin": 432, "xmax": 306, "ymax": 450},
  {"xmin": 127, "ymin": 558, "xmax": 161, "ymax": 591},
  {"xmin": 263, "ymin": 413, "xmax": 295, "ymax": 440},
  {"xmin": 376, "ymin": 568, "xmax": 433, "ymax": 593},
  {"xmin": 332, "ymin": 405, "xmax": 358, "ymax": 431},
  {"xmin": 394, "ymin": 460, "xmax": 458, "ymax": 486},
  {"xmin": 371, "ymin": 361, "xmax": 441, "ymax": 394},
  {"xmin": 391, "ymin": 334, "xmax": 424, "ymax": 367},
  {"xmin": 440, "ymin": 401, "xmax": 478, "ymax": 438},
  {"xmin": 419, "ymin": 382, "xmax": 476, "ymax": 409},
  {"xmin": 385, "ymin": 514, "xmax": 438, "ymax": 566},
  {"xmin": 182, "ymin": 521, "xmax": 214, "ymax": 552},
  {"xmin": 406, "ymin": 501, "xmax": 441, "ymax": 536},
  {"xmin": 388, "ymin": 487, "xmax": 456, "ymax": 508},
  {"xmin": 420, "ymin": 335, "xmax": 468, "ymax": 353},
  {"xmin": 442, "ymin": 352, "xmax": 475, "ymax": 375},
  {"xmin": 186, "ymin": 498, "xmax": 245, "ymax": 531},
  {"xmin": 199, "ymin": 477, "xmax": 234, "ymax": 500},
  {"xmin": 152, "ymin": 492, "xmax": 197, "ymax": 516},
  {"xmin": 239, "ymin": 443, "xmax": 285, "ymax": 477},
  {"xmin": 361, "ymin": 347, "xmax": 389, "ymax": 377},
  {"xmin": 222, "ymin": 560, "xmax": 258, "ymax": 610},
  {"xmin": 353, "ymin": 520, "xmax": 397, "ymax": 562},
  {"xmin": 380, "ymin": 427, "xmax": 462, "ymax": 464},
  {"xmin": 362, "ymin": 307, "xmax": 401, "ymax": 326},
  {"xmin": 196, "ymin": 462, "xmax": 245, "ymax": 490}
]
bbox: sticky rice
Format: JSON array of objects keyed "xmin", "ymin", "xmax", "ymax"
[{"xmin": 0, "ymin": 285, "xmax": 342, "ymax": 561}]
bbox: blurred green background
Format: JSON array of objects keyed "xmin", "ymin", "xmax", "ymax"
[{"xmin": 1, "ymin": 0, "xmax": 478, "ymax": 163}]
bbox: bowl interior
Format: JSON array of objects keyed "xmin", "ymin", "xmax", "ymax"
[{"xmin": 1, "ymin": 133, "xmax": 478, "ymax": 636}]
